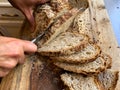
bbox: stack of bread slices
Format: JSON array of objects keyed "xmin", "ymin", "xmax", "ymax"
[{"xmin": 34, "ymin": 0, "xmax": 119, "ymax": 90}]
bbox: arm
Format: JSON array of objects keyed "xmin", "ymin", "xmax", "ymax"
[
  {"xmin": 8, "ymin": 0, "xmax": 49, "ymax": 31},
  {"xmin": 0, "ymin": 36, "xmax": 37, "ymax": 77},
  {"xmin": 0, "ymin": 0, "xmax": 49, "ymax": 77}
]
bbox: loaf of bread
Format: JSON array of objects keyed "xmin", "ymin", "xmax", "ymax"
[
  {"xmin": 38, "ymin": 32, "xmax": 89, "ymax": 56},
  {"xmin": 50, "ymin": 43, "xmax": 101, "ymax": 64},
  {"xmin": 33, "ymin": 0, "xmax": 89, "ymax": 46},
  {"xmin": 54, "ymin": 54, "xmax": 112, "ymax": 75},
  {"xmin": 33, "ymin": 0, "xmax": 72, "ymax": 37},
  {"xmin": 33, "ymin": 0, "xmax": 119, "ymax": 89},
  {"xmin": 61, "ymin": 73, "xmax": 104, "ymax": 90},
  {"xmin": 61, "ymin": 69, "xmax": 119, "ymax": 90},
  {"xmin": 38, "ymin": 8, "xmax": 80, "ymax": 46},
  {"xmin": 97, "ymin": 69, "xmax": 119, "ymax": 90}
]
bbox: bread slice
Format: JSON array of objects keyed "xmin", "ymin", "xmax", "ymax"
[
  {"xmin": 38, "ymin": 32, "xmax": 89, "ymax": 56},
  {"xmin": 33, "ymin": 0, "xmax": 88, "ymax": 46},
  {"xmin": 97, "ymin": 69, "xmax": 119, "ymax": 90},
  {"xmin": 50, "ymin": 43, "xmax": 101, "ymax": 64},
  {"xmin": 61, "ymin": 73, "xmax": 104, "ymax": 90},
  {"xmin": 54, "ymin": 54, "xmax": 112, "ymax": 75},
  {"xmin": 37, "ymin": 8, "xmax": 80, "ymax": 46},
  {"xmin": 101, "ymin": 53, "xmax": 112, "ymax": 69},
  {"xmin": 33, "ymin": 1, "xmax": 73, "ymax": 38}
]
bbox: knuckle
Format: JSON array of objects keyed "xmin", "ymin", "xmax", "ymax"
[
  {"xmin": 18, "ymin": 57, "xmax": 25, "ymax": 64},
  {"xmin": 5, "ymin": 60, "xmax": 17, "ymax": 69},
  {"xmin": 2, "ymin": 72, "xmax": 9, "ymax": 77},
  {"xmin": 0, "ymin": 70, "xmax": 9, "ymax": 77},
  {"xmin": 9, "ymin": 41, "xmax": 24, "ymax": 57}
]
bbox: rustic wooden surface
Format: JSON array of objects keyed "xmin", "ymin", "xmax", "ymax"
[
  {"xmin": 88, "ymin": 0, "xmax": 120, "ymax": 89},
  {"xmin": 0, "ymin": 0, "xmax": 120, "ymax": 90},
  {"xmin": 0, "ymin": 55, "xmax": 34, "ymax": 90}
]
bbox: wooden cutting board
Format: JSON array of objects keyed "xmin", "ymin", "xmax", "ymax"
[
  {"xmin": 0, "ymin": 0, "xmax": 120, "ymax": 90},
  {"xmin": 87, "ymin": 0, "xmax": 120, "ymax": 89}
]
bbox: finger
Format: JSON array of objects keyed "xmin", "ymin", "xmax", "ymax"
[
  {"xmin": 18, "ymin": 56, "xmax": 25, "ymax": 64},
  {"xmin": 0, "ymin": 58, "xmax": 18, "ymax": 69},
  {"xmin": 21, "ymin": 40, "xmax": 37, "ymax": 53},
  {"xmin": 0, "ymin": 68, "xmax": 10, "ymax": 77},
  {"xmin": 23, "ymin": 8, "xmax": 35, "ymax": 32}
]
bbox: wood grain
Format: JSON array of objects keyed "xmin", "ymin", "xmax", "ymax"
[
  {"xmin": 88, "ymin": 0, "xmax": 120, "ymax": 89},
  {"xmin": 0, "ymin": 55, "xmax": 34, "ymax": 90}
]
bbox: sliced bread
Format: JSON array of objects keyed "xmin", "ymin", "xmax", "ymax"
[
  {"xmin": 38, "ymin": 32, "xmax": 89, "ymax": 56},
  {"xmin": 37, "ymin": 8, "xmax": 80, "ymax": 46},
  {"xmin": 33, "ymin": 0, "xmax": 72, "ymax": 38},
  {"xmin": 60, "ymin": 70, "xmax": 119, "ymax": 90},
  {"xmin": 33, "ymin": 0, "xmax": 88, "ymax": 46},
  {"xmin": 68, "ymin": 8, "xmax": 94, "ymax": 42},
  {"xmin": 97, "ymin": 69, "xmax": 119, "ymax": 90},
  {"xmin": 61, "ymin": 73, "xmax": 104, "ymax": 90},
  {"xmin": 50, "ymin": 43, "xmax": 101, "ymax": 64},
  {"xmin": 54, "ymin": 54, "xmax": 112, "ymax": 75}
]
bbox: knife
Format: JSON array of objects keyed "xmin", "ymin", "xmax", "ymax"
[
  {"xmin": 31, "ymin": 18, "xmax": 58, "ymax": 44},
  {"xmin": 31, "ymin": 7, "xmax": 85, "ymax": 44}
]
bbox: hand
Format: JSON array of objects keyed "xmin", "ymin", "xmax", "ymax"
[
  {"xmin": 8, "ymin": 0, "xmax": 49, "ymax": 31},
  {"xmin": 0, "ymin": 36, "xmax": 37, "ymax": 77}
]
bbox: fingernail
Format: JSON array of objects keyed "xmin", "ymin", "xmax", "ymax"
[{"xmin": 30, "ymin": 43, "xmax": 37, "ymax": 51}]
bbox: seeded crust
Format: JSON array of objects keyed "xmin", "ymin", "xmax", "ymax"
[
  {"xmin": 61, "ymin": 73, "xmax": 105, "ymax": 90},
  {"xmin": 100, "ymin": 53, "xmax": 112, "ymax": 69},
  {"xmin": 33, "ymin": 0, "xmax": 72, "ymax": 38},
  {"xmin": 97, "ymin": 69, "xmax": 119, "ymax": 90},
  {"xmin": 38, "ymin": 32, "xmax": 89, "ymax": 56},
  {"xmin": 50, "ymin": 43, "xmax": 101, "ymax": 64},
  {"xmin": 33, "ymin": 0, "xmax": 88, "ymax": 46},
  {"xmin": 54, "ymin": 54, "xmax": 111, "ymax": 75},
  {"xmin": 37, "ymin": 8, "xmax": 80, "ymax": 46}
]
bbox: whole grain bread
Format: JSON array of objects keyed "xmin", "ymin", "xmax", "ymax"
[
  {"xmin": 61, "ymin": 73, "xmax": 104, "ymax": 90},
  {"xmin": 33, "ymin": 0, "xmax": 72, "ymax": 38},
  {"xmin": 33, "ymin": 0, "xmax": 88, "ymax": 46},
  {"xmin": 54, "ymin": 54, "xmax": 112, "ymax": 75},
  {"xmin": 37, "ymin": 8, "xmax": 80, "ymax": 46},
  {"xmin": 97, "ymin": 69, "xmax": 119, "ymax": 90},
  {"xmin": 68, "ymin": 8, "xmax": 94, "ymax": 42},
  {"xmin": 50, "ymin": 43, "xmax": 101, "ymax": 64},
  {"xmin": 60, "ymin": 70, "xmax": 119, "ymax": 90},
  {"xmin": 38, "ymin": 32, "xmax": 89, "ymax": 56}
]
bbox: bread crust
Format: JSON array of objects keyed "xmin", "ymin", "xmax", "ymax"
[
  {"xmin": 54, "ymin": 56, "xmax": 108, "ymax": 75},
  {"xmin": 110, "ymin": 71, "xmax": 119, "ymax": 90},
  {"xmin": 37, "ymin": 8, "xmax": 80, "ymax": 46},
  {"xmin": 96, "ymin": 70, "xmax": 119, "ymax": 90},
  {"xmin": 100, "ymin": 53, "xmax": 112, "ymax": 69},
  {"xmin": 94, "ymin": 76, "xmax": 106, "ymax": 90},
  {"xmin": 50, "ymin": 44, "xmax": 101, "ymax": 64},
  {"xmin": 32, "ymin": 0, "xmax": 73, "ymax": 38},
  {"xmin": 61, "ymin": 73, "xmax": 105, "ymax": 90}
]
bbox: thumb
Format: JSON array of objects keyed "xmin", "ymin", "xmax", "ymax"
[
  {"xmin": 23, "ymin": 8, "xmax": 35, "ymax": 32},
  {"xmin": 22, "ymin": 41, "xmax": 37, "ymax": 53}
]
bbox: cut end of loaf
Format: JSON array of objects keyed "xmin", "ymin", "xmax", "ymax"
[
  {"xmin": 97, "ymin": 69, "xmax": 119, "ymax": 90},
  {"xmin": 61, "ymin": 73, "xmax": 104, "ymax": 90},
  {"xmin": 61, "ymin": 70, "xmax": 119, "ymax": 90}
]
